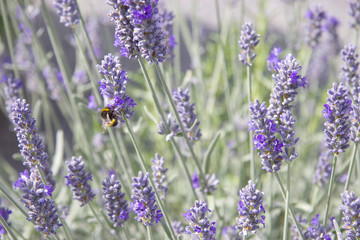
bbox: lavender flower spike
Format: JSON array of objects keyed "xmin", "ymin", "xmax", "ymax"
[
  {"xmin": 238, "ymin": 22, "xmax": 260, "ymax": 67},
  {"xmin": 65, "ymin": 156, "xmax": 95, "ymax": 206},
  {"xmin": 249, "ymin": 99, "xmax": 284, "ymax": 172},
  {"xmin": 151, "ymin": 153, "xmax": 168, "ymax": 200},
  {"xmin": 341, "ymin": 44, "xmax": 360, "ymax": 91},
  {"xmin": 235, "ymin": 180, "xmax": 266, "ymax": 236},
  {"xmin": 340, "ymin": 191, "xmax": 360, "ymax": 239},
  {"xmin": 305, "ymin": 5, "xmax": 327, "ymax": 48},
  {"xmin": 1, "ymin": 75, "xmax": 22, "ymax": 115},
  {"xmin": 313, "ymin": 148, "xmax": 332, "ymax": 186},
  {"xmin": 0, "ymin": 199, "xmax": 12, "ymax": 236},
  {"xmin": 10, "ymin": 98, "xmax": 55, "ymax": 187},
  {"xmin": 102, "ymin": 174, "xmax": 130, "ymax": 227},
  {"xmin": 351, "ymin": 86, "xmax": 360, "ymax": 143},
  {"xmin": 53, "ymin": 0, "xmax": 80, "ymax": 28},
  {"xmin": 349, "ymin": 0, "xmax": 360, "ymax": 29},
  {"xmin": 184, "ymin": 200, "xmax": 216, "ymax": 240},
  {"xmin": 130, "ymin": 171, "xmax": 163, "ymax": 226},
  {"xmin": 14, "ymin": 169, "xmax": 62, "ymax": 237},
  {"xmin": 322, "ymin": 82, "xmax": 352, "ymax": 154},
  {"xmin": 173, "ymin": 87, "xmax": 202, "ymax": 142}
]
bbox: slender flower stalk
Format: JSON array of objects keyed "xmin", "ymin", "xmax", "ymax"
[
  {"xmin": 102, "ymin": 174, "xmax": 130, "ymax": 227},
  {"xmin": 65, "ymin": 156, "xmax": 96, "ymax": 207},
  {"xmin": 10, "ymin": 98, "xmax": 55, "ymax": 187},
  {"xmin": 184, "ymin": 200, "xmax": 216, "ymax": 240},
  {"xmin": 14, "ymin": 169, "xmax": 62, "ymax": 237}
]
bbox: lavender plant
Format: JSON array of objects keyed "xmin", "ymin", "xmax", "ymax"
[{"xmin": 340, "ymin": 191, "xmax": 360, "ymax": 239}]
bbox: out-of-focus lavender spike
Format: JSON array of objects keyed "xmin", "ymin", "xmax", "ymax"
[
  {"xmin": 238, "ymin": 22, "xmax": 260, "ymax": 67},
  {"xmin": 313, "ymin": 147, "xmax": 332, "ymax": 186},
  {"xmin": 151, "ymin": 153, "xmax": 168, "ymax": 200},
  {"xmin": 349, "ymin": 0, "xmax": 360, "ymax": 29},
  {"xmin": 1, "ymin": 75, "xmax": 22, "ymax": 115},
  {"xmin": 305, "ymin": 5, "xmax": 327, "ymax": 48},
  {"xmin": 53, "ymin": 0, "xmax": 80, "ymax": 28},
  {"xmin": 340, "ymin": 191, "xmax": 360, "ymax": 239},
  {"xmin": 341, "ymin": 44, "xmax": 360, "ymax": 91}
]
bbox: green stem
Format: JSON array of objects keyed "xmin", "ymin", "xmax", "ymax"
[
  {"xmin": 0, "ymin": 184, "xmax": 28, "ymax": 218},
  {"xmin": 274, "ymin": 173, "xmax": 305, "ymax": 240},
  {"xmin": 0, "ymin": 0, "xmax": 20, "ymax": 79},
  {"xmin": 344, "ymin": 143, "xmax": 358, "ymax": 191},
  {"xmin": 0, "ymin": 211, "xmax": 17, "ymax": 240},
  {"xmin": 137, "ymin": 58, "xmax": 197, "ymax": 200},
  {"xmin": 247, "ymin": 66, "xmax": 255, "ymax": 180},
  {"xmin": 88, "ymin": 202, "xmax": 112, "ymax": 233},
  {"xmin": 146, "ymin": 226, "xmax": 153, "ymax": 240},
  {"xmin": 53, "ymin": 234, "xmax": 60, "ymax": 240},
  {"xmin": 283, "ymin": 190, "xmax": 289, "ymax": 240},
  {"xmin": 323, "ymin": 154, "xmax": 338, "ymax": 226},
  {"xmin": 125, "ymin": 120, "xmax": 176, "ymax": 240}
]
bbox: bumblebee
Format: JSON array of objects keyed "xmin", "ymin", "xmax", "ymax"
[{"xmin": 101, "ymin": 106, "xmax": 118, "ymax": 131}]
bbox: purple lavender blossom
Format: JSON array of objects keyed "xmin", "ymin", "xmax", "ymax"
[
  {"xmin": 172, "ymin": 87, "xmax": 202, "ymax": 142},
  {"xmin": 323, "ymin": 82, "xmax": 352, "ymax": 154},
  {"xmin": 157, "ymin": 113, "xmax": 181, "ymax": 141},
  {"xmin": 53, "ymin": 0, "xmax": 80, "ymax": 28},
  {"xmin": 222, "ymin": 225, "xmax": 243, "ymax": 240},
  {"xmin": 158, "ymin": 10, "xmax": 176, "ymax": 61},
  {"xmin": 349, "ymin": 0, "xmax": 360, "ymax": 29},
  {"xmin": 278, "ymin": 109, "xmax": 299, "ymax": 162},
  {"xmin": 307, "ymin": 214, "xmax": 333, "ymax": 239},
  {"xmin": 0, "ymin": 199, "xmax": 12, "ymax": 236},
  {"xmin": 313, "ymin": 148, "xmax": 332, "ymax": 186},
  {"xmin": 151, "ymin": 153, "xmax": 168, "ymax": 200},
  {"xmin": 102, "ymin": 174, "xmax": 130, "ymax": 227},
  {"xmin": 249, "ymin": 100, "xmax": 284, "ymax": 172},
  {"xmin": 42, "ymin": 66, "xmax": 64, "ymax": 101},
  {"xmin": 341, "ymin": 44, "xmax": 359, "ymax": 91},
  {"xmin": 87, "ymin": 94, "xmax": 97, "ymax": 110},
  {"xmin": 172, "ymin": 221, "xmax": 184, "ymax": 238},
  {"xmin": 267, "ymin": 54, "xmax": 307, "ymax": 124},
  {"xmin": 340, "ymin": 191, "xmax": 360, "ymax": 239},
  {"xmin": 10, "ymin": 98, "xmax": 55, "ymax": 187},
  {"xmin": 324, "ymin": 16, "xmax": 340, "ymax": 54},
  {"xmin": 184, "ymin": 200, "xmax": 216, "ymax": 240},
  {"xmin": 73, "ymin": 69, "xmax": 89, "ymax": 84},
  {"xmin": 192, "ymin": 171, "xmax": 200, "ymax": 189},
  {"xmin": 97, "ymin": 53, "xmax": 136, "ymax": 123},
  {"xmin": 130, "ymin": 171, "xmax": 163, "ymax": 226},
  {"xmin": 238, "ymin": 22, "xmax": 260, "ymax": 67},
  {"xmin": 65, "ymin": 156, "xmax": 95, "ymax": 206},
  {"xmin": 107, "ymin": 0, "xmax": 167, "ymax": 64},
  {"xmin": 305, "ymin": 6, "xmax": 327, "ymax": 48},
  {"xmin": 14, "ymin": 169, "xmax": 62, "ymax": 236},
  {"xmin": 351, "ymin": 86, "xmax": 360, "ymax": 142},
  {"xmin": 191, "ymin": 171, "xmax": 219, "ymax": 194},
  {"xmin": 235, "ymin": 180, "xmax": 265, "ymax": 236},
  {"xmin": 290, "ymin": 215, "xmax": 309, "ymax": 239},
  {"xmin": 1, "ymin": 75, "xmax": 22, "ymax": 115},
  {"xmin": 267, "ymin": 47, "xmax": 282, "ymax": 71}
]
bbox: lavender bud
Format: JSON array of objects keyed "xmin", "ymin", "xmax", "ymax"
[
  {"xmin": 349, "ymin": 0, "xmax": 360, "ymax": 29},
  {"xmin": 183, "ymin": 200, "xmax": 216, "ymax": 240},
  {"xmin": 53, "ymin": 0, "xmax": 80, "ymax": 28},
  {"xmin": 65, "ymin": 156, "xmax": 95, "ymax": 206},
  {"xmin": 130, "ymin": 171, "xmax": 162, "ymax": 226},
  {"xmin": 322, "ymin": 82, "xmax": 352, "ymax": 154},
  {"xmin": 1, "ymin": 75, "xmax": 22, "ymax": 115},
  {"xmin": 249, "ymin": 100, "xmax": 283, "ymax": 172},
  {"xmin": 341, "ymin": 44, "xmax": 360, "ymax": 91},
  {"xmin": 313, "ymin": 148, "xmax": 332, "ymax": 186},
  {"xmin": 172, "ymin": 87, "xmax": 202, "ymax": 142},
  {"xmin": 14, "ymin": 169, "xmax": 62, "ymax": 237},
  {"xmin": 340, "ymin": 191, "xmax": 360, "ymax": 239},
  {"xmin": 238, "ymin": 22, "xmax": 260, "ymax": 67},
  {"xmin": 267, "ymin": 47, "xmax": 282, "ymax": 71},
  {"xmin": 172, "ymin": 221, "xmax": 184, "ymax": 238},
  {"xmin": 0, "ymin": 199, "xmax": 12, "ymax": 236},
  {"xmin": 235, "ymin": 180, "xmax": 265, "ymax": 236},
  {"xmin": 157, "ymin": 113, "xmax": 181, "ymax": 141},
  {"xmin": 305, "ymin": 6, "xmax": 327, "ymax": 48},
  {"xmin": 10, "ymin": 98, "xmax": 55, "ymax": 187},
  {"xmin": 102, "ymin": 174, "xmax": 130, "ymax": 227},
  {"xmin": 192, "ymin": 171, "xmax": 200, "ymax": 189},
  {"xmin": 151, "ymin": 153, "xmax": 168, "ymax": 200}
]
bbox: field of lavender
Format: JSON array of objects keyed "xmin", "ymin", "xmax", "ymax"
[{"xmin": 0, "ymin": 0, "xmax": 360, "ymax": 239}]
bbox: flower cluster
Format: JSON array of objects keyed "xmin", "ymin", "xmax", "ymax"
[
  {"xmin": 130, "ymin": 171, "xmax": 163, "ymax": 226},
  {"xmin": 222, "ymin": 225, "xmax": 243, "ymax": 240},
  {"xmin": 65, "ymin": 156, "xmax": 95, "ymax": 207},
  {"xmin": 1, "ymin": 75, "xmax": 22, "ymax": 115},
  {"xmin": 313, "ymin": 148, "xmax": 332, "ymax": 186},
  {"xmin": 107, "ymin": 0, "xmax": 167, "ymax": 64},
  {"xmin": 235, "ymin": 180, "xmax": 265, "ymax": 236},
  {"xmin": 249, "ymin": 100, "xmax": 284, "ymax": 172},
  {"xmin": 290, "ymin": 214, "xmax": 333, "ymax": 239},
  {"xmin": 322, "ymin": 82, "xmax": 352, "ymax": 154},
  {"xmin": 102, "ymin": 174, "xmax": 130, "ymax": 227},
  {"xmin": 10, "ymin": 98, "xmax": 55, "ymax": 187},
  {"xmin": 349, "ymin": 0, "xmax": 360, "ymax": 29},
  {"xmin": 151, "ymin": 153, "xmax": 168, "ymax": 200},
  {"xmin": 184, "ymin": 200, "xmax": 216, "ymax": 240},
  {"xmin": 14, "ymin": 169, "xmax": 62, "ymax": 237},
  {"xmin": 340, "ymin": 191, "xmax": 360, "ymax": 239},
  {"xmin": 53, "ymin": 0, "xmax": 80, "ymax": 28},
  {"xmin": 341, "ymin": 44, "xmax": 360, "ymax": 91},
  {"xmin": 267, "ymin": 47, "xmax": 282, "ymax": 71},
  {"xmin": 158, "ymin": 10, "xmax": 176, "ymax": 62},
  {"xmin": 158, "ymin": 113, "xmax": 181, "ymax": 141},
  {"xmin": 238, "ymin": 22, "xmax": 260, "ymax": 66},
  {"xmin": 97, "ymin": 53, "xmax": 136, "ymax": 123},
  {"xmin": 172, "ymin": 221, "xmax": 184, "ymax": 238},
  {"xmin": 351, "ymin": 86, "xmax": 360, "ymax": 143},
  {"xmin": 305, "ymin": 5, "xmax": 327, "ymax": 48},
  {"xmin": 192, "ymin": 171, "xmax": 219, "ymax": 195},
  {"xmin": 0, "ymin": 199, "xmax": 12, "ymax": 236}
]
